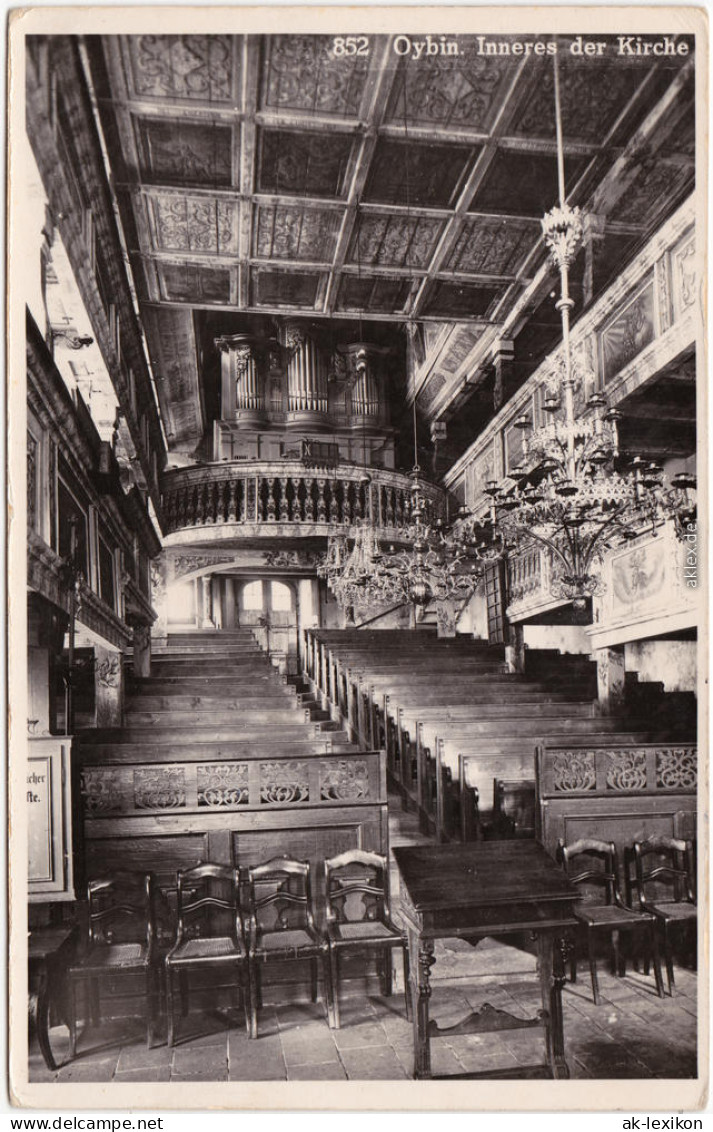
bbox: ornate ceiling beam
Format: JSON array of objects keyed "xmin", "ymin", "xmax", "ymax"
[
  {"xmin": 408, "ymin": 55, "xmax": 534, "ymax": 321},
  {"xmin": 323, "ymin": 37, "xmax": 399, "ymax": 316}
]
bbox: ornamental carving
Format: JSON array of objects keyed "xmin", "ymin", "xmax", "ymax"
[
  {"xmin": 129, "ymin": 36, "xmax": 233, "ymax": 103},
  {"xmin": 552, "ymin": 750, "xmax": 596, "ymax": 792},
  {"xmin": 448, "ymin": 217, "xmax": 535, "ymax": 276},
  {"xmin": 134, "ymin": 767, "xmax": 186, "ymax": 809},
  {"xmin": 233, "ymin": 345, "xmax": 254, "ymax": 379},
  {"xmin": 96, "ymin": 656, "xmax": 121, "ymax": 688},
  {"xmin": 389, "ymin": 53, "xmax": 508, "ymax": 130},
  {"xmin": 515, "ymin": 62, "xmax": 639, "ymax": 143},
  {"xmin": 600, "ymin": 282, "xmax": 655, "ymax": 383},
  {"xmin": 319, "ymin": 759, "xmax": 369, "ymax": 802},
  {"xmin": 172, "ymin": 553, "xmax": 236, "ymax": 579},
  {"xmin": 197, "ymin": 763, "xmax": 249, "ymax": 807},
  {"xmin": 605, "ymin": 749, "xmax": 647, "ymax": 791},
  {"xmin": 350, "ymin": 214, "xmax": 442, "ymax": 270},
  {"xmin": 81, "ymin": 768, "xmax": 122, "ymax": 814},
  {"xmin": 256, "ymin": 203, "xmax": 340, "ymax": 263},
  {"xmin": 259, "ymin": 761, "xmax": 309, "ymax": 804},
  {"xmin": 656, "ymin": 255, "xmax": 672, "ymax": 334},
  {"xmin": 27, "ymin": 431, "xmax": 38, "ymax": 529},
  {"xmin": 264, "ymin": 36, "xmax": 368, "ymax": 117},
  {"xmin": 152, "ymin": 194, "xmax": 237, "ymax": 256},
  {"xmin": 263, "ymin": 549, "xmax": 320, "ymax": 568},
  {"xmin": 674, "ymin": 239, "xmax": 696, "ymax": 311},
  {"xmin": 656, "ymin": 747, "xmax": 697, "ymax": 790}
]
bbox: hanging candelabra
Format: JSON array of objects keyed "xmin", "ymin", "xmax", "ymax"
[
  {"xmin": 318, "ymin": 403, "xmax": 483, "ymax": 611},
  {"xmin": 454, "ymin": 49, "xmax": 696, "ymax": 618}
]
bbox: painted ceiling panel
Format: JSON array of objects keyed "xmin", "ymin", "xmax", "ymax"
[
  {"xmin": 511, "ymin": 58, "xmax": 646, "ymax": 142},
  {"xmin": 254, "ymin": 202, "xmax": 342, "ymax": 262},
  {"xmin": 258, "ymin": 128, "xmax": 354, "ymax": 198},
  {"xmin": 423, "ymin": 280, "xmax": 505, "ymax": 320},
  {"xmin": 363, "ymin": 138, "xmax": 475, "ymax": 207},
  {"xmin": 149, "ymin": 193, "xmax": 239, "ymax": 256},
  {"xmin": 159, "ymin": 263, "xmax": 233, "ymax": 304},
  {"xmin": 124, "ymin": 35, "xmax": 238, "ymax": 104},
  {"xmin": 251, "ymin": 267, "xmax": 324, "ymax": 308},
  {"xmin": 336, "ymin": 274, "xmax": 414, "ymax": 314},
  {"xmin": 261, "ymin": 35, "xmax": 370, "ymax": 117},
  {"xmin": 136, "ymin": 117, "xmax": 235, "ymax": 187},
  {"xmin": 142, "ymin": 306, "xmax": 203, "ymax": 449},
  {"xmin": 446, "ymin": 216, "xmax": 540, "ymax": 276},
  {"xmin": 348, "ymin": 213, "xmax": 444, "ymax": 270},
  {"xmin": 386, "ymin": 49, "xmax": 518, "ymax": 131},
  {"xmin": 470, "ymin": 150, "xmax": 588, "ymax": 217}
]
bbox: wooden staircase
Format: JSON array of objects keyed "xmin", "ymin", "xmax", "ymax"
[{"xmin": 78, "ymin": 630, "xmax": 358, "ymax": 767}]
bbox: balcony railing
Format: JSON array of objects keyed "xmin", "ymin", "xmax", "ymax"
[{"xmin": 161, "ymin": 460, "xmax": 446, "ymax": 538}]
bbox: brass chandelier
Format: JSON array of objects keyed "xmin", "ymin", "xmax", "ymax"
[
  {"xmin": 318, "ymin": 407, "xmax": 483, "ymax": 612},
  {"xmin": 453, "ymin": 50, "xmax": 696, "ymax": 617}
]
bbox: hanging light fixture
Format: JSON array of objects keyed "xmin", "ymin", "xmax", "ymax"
[
  {"xmin": 319, "ymin": 394, "xmax": 483, "ymax": 612},
  {"xmin": 455, "ymin": 48, "xmax": 696, "ymax": 620}
]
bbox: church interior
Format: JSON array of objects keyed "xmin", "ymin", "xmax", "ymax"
[{"xmin": 21, "ymin": 32, "xmax": 700, "ymax": 1088}]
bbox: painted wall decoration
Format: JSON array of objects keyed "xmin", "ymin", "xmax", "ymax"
[{"xmin": 600, "ymin": 279, "xmax": 655, "ymax": 384}]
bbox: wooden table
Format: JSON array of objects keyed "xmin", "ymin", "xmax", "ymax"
[
  {"xmin": 393, "ymin": 841, "xmax": 580, "ymax": 1080},
  {"xmin": 29, "ymin": 926, "xmax": 77, "ymax": 1070}
]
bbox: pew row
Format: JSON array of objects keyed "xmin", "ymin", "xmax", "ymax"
[
  {"xmin": 535, "ymin": 742, "xmax": 697, "ymax": 856},
  {"xmin": 75, "ymin": 746, "xmax": 388, "ymax": 908}
]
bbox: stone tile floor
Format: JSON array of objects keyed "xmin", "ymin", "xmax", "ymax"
[{"xmin": 29, "ymin": 803, "xmax": 697, "ymax": 1083}]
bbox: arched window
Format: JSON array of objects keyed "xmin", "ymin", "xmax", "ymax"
[
  {"xmin": 270, "ymin": 581, "xmax": 293, "ymax": 612},
  {"xmin": 242, "ymin": 580, "xmax": 263, "ymax": 610}
]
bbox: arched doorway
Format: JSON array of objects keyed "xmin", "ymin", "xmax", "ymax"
[{"xmin": 234, "ymin": 577, "xmax": 298, "ymax": 672}]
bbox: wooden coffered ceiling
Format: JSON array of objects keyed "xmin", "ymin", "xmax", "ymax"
[{"xmin": 83, "ymin": 33, "xmax": 695, "ymax": 450}]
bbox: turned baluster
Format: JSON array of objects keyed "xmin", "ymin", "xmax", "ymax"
[
  {"xmin": 395, "ymin": 488, "xmax": 404, "ymax": 527},
  {"xmin": 204, "ymin": 481, "xmax": 215, "ymax": 524},
  {"xmin": 354, "ymin": 481, "xmax": 364, "ymax": 521},
  {"xmin": 386, "ymin": 486, "xmax": 395, "ymax": 525},
  {"xmin": 195, "ymin": 482, "xmax": 205, "ymax": 524},
  {"xmin": 329, "ymin": 481, "xmax": 340, "ymax": 523},
  {"xmin": 316, "ymin": 479, "xmax": 327, "ymax": 522},
  {"xmin": 267, "ymin": 477, "xmax": 277, "ymax": 521},
  {"xmin": 344, "ymin": 482, "xmax": 354, "ymax": 524},
  {"xmin": 279, "ymin": 476, "xmax": 290, "ymax": 522},
  {"xmin": 303, "ymin": 477, "xmax": 314, "ymax": 522},
  {"xmin": 228, "ymin": 479, "xmax": 238, "ymax": 522}
]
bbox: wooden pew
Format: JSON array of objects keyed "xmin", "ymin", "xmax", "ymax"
[
  {"xmin": 491, "ymin": 778, "xmax": 537, "ymax": 839},
  {"xmin": 535, "ymin": 742, "xmax": 698, "ymax": 859},
  {"xmin": 449, "ymin": 731, "xmax": 668, "ymax": 843},
  {"xmin": 76, "ymin": 747, "xmax": 389, "ymax": 908}
]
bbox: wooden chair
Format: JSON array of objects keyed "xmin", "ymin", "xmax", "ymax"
[
  {"xmin": 67, "ymin": 871, "xmax": 158, "ymax": 1058},
  {"xmin": 557, "ymin": 839, "xmax": 664, "ymax": 1004},
  {"xmin": 164, "ymin": 863, "xmax": 249, "ymax": 1046},
  {"xmin": 246, "ymin": 856, "xmax": 330, "ymax": 1037},
  {"xmin": 628, "ymin": 836, "xmax": 697, "ymax": 995},
  {"xmin": 324, "ymin": 849, "xmax": 412, "ymax": 1029}
]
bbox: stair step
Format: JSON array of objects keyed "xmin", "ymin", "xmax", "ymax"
[
  {"xmin": 77, "ymin": 737, "xmax": 348, "ymax": 762},
  {"xmin": 126, "ymin": 693, "xmax": 298, "ymax": 712},
  {"xmin": 397, "ymin": 702, "xmax": 597, "ymax": 721},
  {"xmin": 124, "ymin": 707, "xmax": 308, "ymax": 727},
  {"xmin": 78, "ymin": 722, "xmax": 329, "ymax": 744}
]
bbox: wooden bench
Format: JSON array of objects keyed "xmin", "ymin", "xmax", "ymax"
[
  {"xmin": 446, "ymin": 731, "xmax": 670, "ymax": 843},
  {"xmin": 77, "ymin": 747, "xmax": 389, "ymax": 909},
  {"xmin": 490, "ymin": 778, "xmax": 537, "ymax": 839},
  {"xmin": 535, "ymin": 742, "xmax": 698, "ymax": 859}
]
